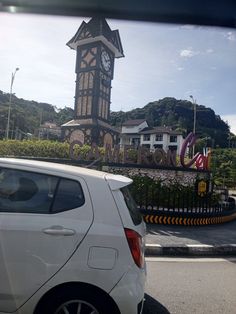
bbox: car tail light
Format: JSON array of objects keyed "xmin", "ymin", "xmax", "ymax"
[{"xmin": 124, "ymin": 228, "xmax": 145, "ymax": 268}]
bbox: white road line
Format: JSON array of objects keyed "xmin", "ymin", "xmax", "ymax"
[
  {"xmin": 145, "ymin": 257, "xmax": 236, "ymax": 262},
  {"xmin": 145, "ymin": 244, "xmax": 162, "ymax": 247},
  {"xmin": 186, "ymin": 244, "xmax": 214, "ymax": 247},
  {"xmin": 146, "ymin": 243, "xmax": 236, "ymax": 247}
]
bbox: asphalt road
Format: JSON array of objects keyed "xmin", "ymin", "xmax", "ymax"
[
  {"xmin": 146, "ymin": 219, "xmax": 236, "ymax": 246},
  {"xmin": 143, "ymin": 257, "xmax": 236, "ymax": 314}
]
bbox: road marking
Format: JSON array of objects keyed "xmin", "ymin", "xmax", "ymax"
[
  {"xmin": 186, "ymin": 244, "xmax": 214, "ymax": 248},
  {"xmin": 146, "ymin": 244, "xmax": 162, "ymax": 247},
  {"xmin": 146, "ymin": 243, "xmax": 236, "ymax": 247},
  {"xmin": 145, "ymin": 257, "xmax": 236, "ymax": 262}
]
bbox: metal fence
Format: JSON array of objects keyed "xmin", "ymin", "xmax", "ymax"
[{"xmin": 131, "ymin": 185, "xmax": 235, "ymax": 214}]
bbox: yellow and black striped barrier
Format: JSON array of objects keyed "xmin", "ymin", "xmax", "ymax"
[{"xmin": 142, "ymin": 211, "xmax": 236, "ymax": 226}]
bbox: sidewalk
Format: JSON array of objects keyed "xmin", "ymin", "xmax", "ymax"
[{"xmin": 145, "ymin": 219, "xmax": 236, "ymax": 256}]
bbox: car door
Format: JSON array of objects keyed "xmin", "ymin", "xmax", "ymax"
[{"xmin": 0, "ymin": 167, "xmax": 93, "ymax": 313}]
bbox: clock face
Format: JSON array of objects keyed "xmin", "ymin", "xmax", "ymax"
[{"xmin": 101, "ymin": 50, "xmax": 111, "ymax": 72}]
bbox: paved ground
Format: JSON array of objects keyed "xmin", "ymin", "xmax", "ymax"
[
  {"xmin": 145, "ymin": 219, "xmax": 236, "ymax": 256},
  {"xmin": 144, "ymin": 257, "xmax": 236, "ymax": 314}
]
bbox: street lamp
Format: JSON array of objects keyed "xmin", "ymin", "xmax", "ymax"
[
  {"xmin": 6, "ymin": 67, "xmax": 19, "ymax": 140},
  {"xmin": 189, "ymin": 95, "xmax": 197, "ymax": 156}
]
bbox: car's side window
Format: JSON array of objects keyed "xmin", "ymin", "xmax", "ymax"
[
  {"xmin": 0, "ymin": 168, "xmax": 85, "ymax": 214},
  {"xmin": 0, "ymin": 168, "xmax": 58, "ymax": 213},
  {"xmin": 51, "ymin": 178, "xmax": 85, "ymax": 213}
]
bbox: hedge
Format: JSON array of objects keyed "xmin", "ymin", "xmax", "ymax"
[
  {"xmin": 0, "ymin": 140, "xmax": 70, "ymax": 158},
  {"xmin": 0, "ymin": 140, "xmax": 106, "ymax": 160}
]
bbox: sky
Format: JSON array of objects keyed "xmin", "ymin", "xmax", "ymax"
[{"xmin": 0, "ymin": 13, "xmax": 236, "ymax": 134}]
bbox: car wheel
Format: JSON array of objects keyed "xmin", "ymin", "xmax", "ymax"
[
  {"xmin": 55, "ymin": 299, "xmax": 99, "ymax": 314},
  {"xmin": 37, "ymin": 288, "xmax": 118, "ymax": 314}
]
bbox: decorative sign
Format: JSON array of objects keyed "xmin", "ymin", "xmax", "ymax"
[
  {"xmin": 180, "ymin": 132, "xmax": 210, "ymax": 170},
  {"xmin": 69, "ymin": 141, "xmax": 177, "ymax": 167},
  {"xmin": 197, "ymin": 180, "xmax": 207, "ymax": 197},
  {"xmin": 69, "ymin": 132, "xmax": 211, "ymax": 170}
]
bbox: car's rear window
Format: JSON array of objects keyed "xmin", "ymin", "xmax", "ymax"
[
  {"xmin": 52, "ymin": 178, "xmax": 85, "ymax": 213},
  {"xmin": 121, "ymin": 186, "xmax": 143, "ymax": 225}
]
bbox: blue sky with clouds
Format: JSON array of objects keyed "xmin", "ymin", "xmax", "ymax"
[{"xmin": 0, "ymin": 13, "xmax": 236, "ymax": 133}]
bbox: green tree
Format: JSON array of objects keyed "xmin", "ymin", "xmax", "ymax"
[{"xmin": 55, "ymin": 107, "xmax": 74, "ymax": 125}]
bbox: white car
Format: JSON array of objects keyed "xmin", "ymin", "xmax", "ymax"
[{"xmin": 0, "ymin": 158, "xmax": 146, "ymax": 314}]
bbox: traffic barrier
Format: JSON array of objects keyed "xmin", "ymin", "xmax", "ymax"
[{"xmin": 141, "ymin": 209, "xmax": 236, "ymax": 226}]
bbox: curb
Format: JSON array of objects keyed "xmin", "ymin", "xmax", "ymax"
[
  {"xmin": 142, "ymin": 211, "xmax": 236, "ymax": 226},
  {"xmin": 145, "ymin": 243, "xmax": 236, "ymax": 256}
]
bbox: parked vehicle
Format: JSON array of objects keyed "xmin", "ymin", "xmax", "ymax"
[
  {"xmin": 0, "ymin": 158, "xmax": 146, "ymax": 314},
  {"xmin": 214, "ymin": 186, "xmax": 236, "ymax": 210}
]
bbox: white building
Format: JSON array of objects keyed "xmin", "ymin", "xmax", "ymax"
[
  {"xmin": 38, "ymin": 122, "xmax": 61, "ymax": 140},
  {"xmin": 119, "ymin": 119, "xmax": 149, "ymax": 147},
  {"xmin": 140, "ymin": 126, "xmax": 184, "ymax": 154}
]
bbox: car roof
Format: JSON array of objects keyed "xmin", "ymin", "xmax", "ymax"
[
  {"xmin": 0, "ymin": 158, "xmax": 107, "ymax": 179},
  {"xmin": 1, "ymin": 0, "xmax": 235, "ymax": 28},
  {"xmin": 0, "ymin": 158, "xmax": 133, "ymax": 189}
]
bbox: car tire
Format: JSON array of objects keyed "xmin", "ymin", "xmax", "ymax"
[{"xmin": 36, "ymin": 287, "xmax": 118, "ymax": 314}]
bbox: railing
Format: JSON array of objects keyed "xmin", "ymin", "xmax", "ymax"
[{"xmin": 131, "ymin": 185, "xmax": 235, "ymax": 214}]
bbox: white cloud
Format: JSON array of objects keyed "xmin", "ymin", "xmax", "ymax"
[
  {"xmin": 180, "ymin": 48, "xmax": 199, "ymax": 58},
  {"xmin": 177, "ymin": 67, "xmax": 184, "ymax": 71},
  {"xmin": 222, "ymin": 114, "xmax": 236, "ymax": 135},
  {"xmin": 206, "ymin": 48, "xmax": 214, "ymax": 53}
]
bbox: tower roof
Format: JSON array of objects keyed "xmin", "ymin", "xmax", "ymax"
[{"xmin": 67, "ymin": 17, "xmax": 124, "ymax": 58}]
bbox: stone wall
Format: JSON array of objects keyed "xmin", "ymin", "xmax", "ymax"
[{"xmin": 102, "ymin": 165, "xmax": 210, "ymax": 186}]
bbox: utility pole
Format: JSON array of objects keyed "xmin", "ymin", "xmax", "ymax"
[
  {"xmin": 189, "ymin": 95, "xmax": 197, "ymax": 156},
  {"xmin": 6, "ymin": 67, "xmax": 19, "ymax": 139}
]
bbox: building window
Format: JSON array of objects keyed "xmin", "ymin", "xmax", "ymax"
[
  {"xmin": 142, "ymin": 144, "xmax": 150, "ymax": 149},
  {"xmin": 169, "ymin": 145, "xmax": 177, "ymax": 151},
  {"xmin": 143, "ymin": 135, "xmax": 150, "ymax": 141},
  {"xmin": 155, "ymin": 134, "xmax": 163, "ymax": 141},
  {"xmin": 131, "ymin": 138, "xmax": 140, "ymax": 146},
  {"xmin": 154, "ymin": 144, "xmax": 163, "ymax": 149},
  {"xmin": 170, "ymin": 135, "xmax": 177, "ymax": 142}
]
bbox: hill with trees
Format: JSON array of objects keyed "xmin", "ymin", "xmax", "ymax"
[
  {"xmin": 110, "ymin": 97, "xmax": 232, "ymax": 148},
  {"xmin": 0, "ymin": 91, "xmax": 233, "ymax": 148},
  {"xmin": 0, "ymin": 90, "xmax": 73, "ymax": 138}
]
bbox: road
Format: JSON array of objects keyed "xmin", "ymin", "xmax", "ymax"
[{"xmin": 143, "ymin": 257, "xmax": 236, "ymax": 314}]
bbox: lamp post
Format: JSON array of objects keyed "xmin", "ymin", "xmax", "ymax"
[
  {"xmin": 189, "ymin": 95, "xmax": 197, "ymax": 156},
  {"xmin": 6, "ymin": 67, "xmax": 19, "ymax": 140}
]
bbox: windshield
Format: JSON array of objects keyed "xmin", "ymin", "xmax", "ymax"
[{"xmin": 1, "ymin": 6, "xmax": 236, "ymax": 314}]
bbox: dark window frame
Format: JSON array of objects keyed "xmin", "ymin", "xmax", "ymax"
[
  {"xmin": 155, "ymin": 134, "xmax": 163, "ymax": 141},
  {"xmin": 143, "ymin": 134, "xmax": 150, "ymax": 141},
  {"xmin": 170, "ymin": 135, "xmax": 177, "ymax": 143}
]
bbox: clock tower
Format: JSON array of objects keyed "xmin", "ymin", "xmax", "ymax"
[{"xmin": 62, "ymin": 17, "xmax": 124, "ymax": 146}]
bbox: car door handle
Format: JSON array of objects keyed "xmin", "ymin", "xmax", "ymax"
[{"xmin": 43, "ymin": 226, "xmax": 75, "ymax": 236}]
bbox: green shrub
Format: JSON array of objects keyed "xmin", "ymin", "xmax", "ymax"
[
  {"xmin": 0, "ymin": 140, "xmax": 106, "ymax": 160},
  {"xmin": 0, "ymin": 140, "xmax": 70, "ymax": 158}
]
